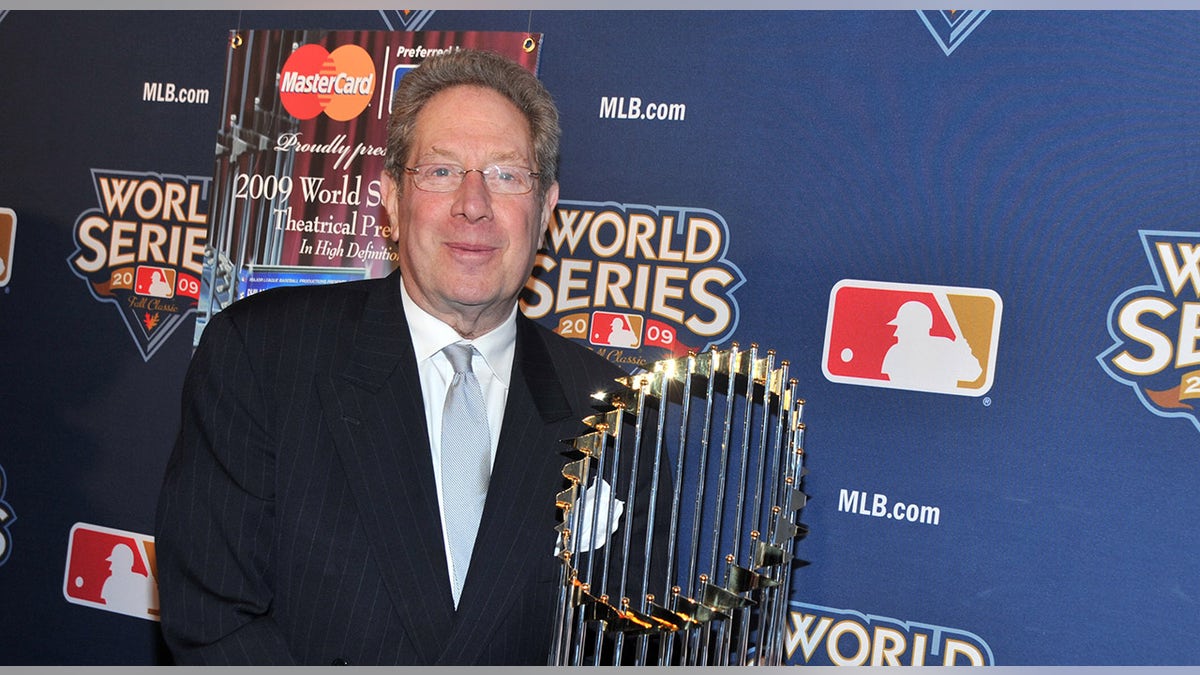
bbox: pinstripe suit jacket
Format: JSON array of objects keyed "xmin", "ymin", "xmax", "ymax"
[{"xmin": 154, "ymin": 270, "xmax": 629, "ymax": 665}]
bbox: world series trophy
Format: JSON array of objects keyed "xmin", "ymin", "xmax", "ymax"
[{"xmin": 550, "ymin": 343, "xmax": 809, "ymax": 666}]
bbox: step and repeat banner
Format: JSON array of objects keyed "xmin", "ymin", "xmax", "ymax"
[{"xmin": 2, "ymin": 9, "xmax": 1200, "ymax": 665}]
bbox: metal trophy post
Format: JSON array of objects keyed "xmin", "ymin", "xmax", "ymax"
[{"xmin": 550, "ymin": 343, "xmax": 809, "ymax": 666}]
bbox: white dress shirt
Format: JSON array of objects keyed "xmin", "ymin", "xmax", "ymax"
[{"xmin": 399, "ymin": 278, "xmax": 515, "ymax": 600}]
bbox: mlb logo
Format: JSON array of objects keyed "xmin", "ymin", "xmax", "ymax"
[
  {"xmin": 823, "ymin": 279, "xmax": 1002, "ymax": 396},
  {"xmin": 591, "ymin": 311, "xmax": 643, "ymax": 348},
  {"xmin": 0, "ymin": 207, "xmax": 14, "ymax": 287},
  {"xmin": 134, "ymin": 265, "xmax": 176, "ymax": 298},
  {"xmin": 63, "ymin": 522, "xmax": 159, "ymax": 621}
]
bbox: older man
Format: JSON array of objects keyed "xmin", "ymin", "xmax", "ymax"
[{"xmin": 155, "ymin": 49, "xmax": 653, "ymax": 665}]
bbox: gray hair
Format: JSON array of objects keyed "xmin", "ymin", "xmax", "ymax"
[{"xmin": 383, "ymin": 49, "xmax": 560, "ymax": 196}]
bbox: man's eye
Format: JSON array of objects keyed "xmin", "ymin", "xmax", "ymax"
[{"xmin": 427, "ymin": 166, "xmax": 455, "ymax": 178}]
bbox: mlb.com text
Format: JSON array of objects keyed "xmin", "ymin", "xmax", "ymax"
[
  {"xmin": 599, "ymin": 96, "xmax": 687, "ymax": 121},
  {"xmin": 838, "ymin": 489, "xmax": 941, "ymax": 526}
]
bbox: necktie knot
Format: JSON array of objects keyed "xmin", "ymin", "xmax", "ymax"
[{"xmin": 444, "ymin": 342, "xmax": 475, "ymax": 375}]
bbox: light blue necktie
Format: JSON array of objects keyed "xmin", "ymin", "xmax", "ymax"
[{"xmin": 440, "ymin": 342, "xmax": 491, "ymax": 607}]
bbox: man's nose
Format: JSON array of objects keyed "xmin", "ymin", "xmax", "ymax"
[{"xmin": 453, "ymin": 169, "xmax": 493, "ymax": 221}]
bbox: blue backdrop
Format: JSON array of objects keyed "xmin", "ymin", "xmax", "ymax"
[{"xmin": 1, "ymin": 9, "xmax": 1198, "ymax": 665}]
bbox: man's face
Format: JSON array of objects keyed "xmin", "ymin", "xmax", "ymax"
[{"xmin": 382, "ymin": 85, "xmax": 558, "ymax": 334}]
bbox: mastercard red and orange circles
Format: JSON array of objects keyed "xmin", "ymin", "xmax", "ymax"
[{"xmin": 278, "ymin": 43, "xmax": 376, "ymax": 121}]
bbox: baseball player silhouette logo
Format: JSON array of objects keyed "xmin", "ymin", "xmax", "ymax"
[
  {"xmin": 590, "ymin": 311, "xmax": 643, "ymax": 349},
  {"xmin": 881, "ymin": 300, "xmax": 982, "ymax": 390},
  {"xmin": 824, "ymin": 280, "xmax": 1002, "ymax": 396},
  {"xmin": 63, "ymin": 523, "xmax": 160, "ymax": 621}
]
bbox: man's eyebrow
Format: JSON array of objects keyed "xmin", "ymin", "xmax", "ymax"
[{"xmin": 419, "ymin": 146, "xmax": 528, "ymax": 164}]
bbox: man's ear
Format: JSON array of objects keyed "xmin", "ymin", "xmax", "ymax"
[
  {"xmin": 380, "ymin": 171, "xmax": 401, "ymax": 243},
  {"xmin": 538, "ymin": 181, "xmax": 560, "ymax": 249}
]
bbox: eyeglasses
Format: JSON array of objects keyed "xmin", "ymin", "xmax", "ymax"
[{"xmin": 404, "ymin": 163, "xmax": 540, "ymax": 195}]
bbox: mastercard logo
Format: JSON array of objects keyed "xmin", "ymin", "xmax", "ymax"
[{"xmin": 278, "ymin": 43, "xmax": 376, "ymax": 121}]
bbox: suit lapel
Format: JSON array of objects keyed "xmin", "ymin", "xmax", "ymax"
[
  {"xmin": 316, "ymin": 273, "xmax": 456, "ymax": 663},
  {"xmin": 317, "ymin": 283, "xmax": 583, "ymax": 663},
  {"xmin": 437, "ymin": 316, "xmax": 576, "ymax": 663}
]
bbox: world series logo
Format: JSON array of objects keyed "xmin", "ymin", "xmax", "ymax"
[
  {"xmin": 917, "ymin": 10, "xmax": 992, "ymax": 56},
  {"xmin": 0, "ymin": 464, "xmax": 14, "ymax": 567},
  {"xmin": 1098, "ymin": 230, "xmax": 1200, "ymax": 431},
  {"xmin": 784, "ymin": 602, "xmax": 994, "ymax": 666},
  {"xmin": 68, "ymin": 170, "xmax": 210, "ymax": 361},
  {"xmin": 522, "ymin": 200, "xmax": 745, "ymax": 371}
]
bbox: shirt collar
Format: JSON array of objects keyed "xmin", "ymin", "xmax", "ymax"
[{"xmin": 400, "ymin": 276, "xmax": 516, "ymax": 387}]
